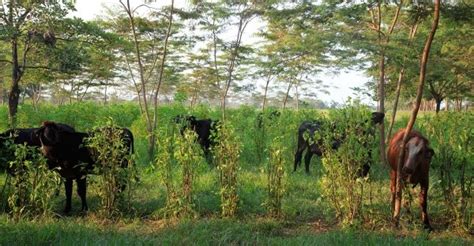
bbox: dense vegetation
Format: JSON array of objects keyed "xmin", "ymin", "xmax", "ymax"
[{"xmin": 0, "ymin": 103, "xmax": 472, "ymax": 244}]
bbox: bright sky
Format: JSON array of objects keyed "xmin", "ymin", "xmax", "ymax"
[{"xmin": 72, "ymin": 0, "xmax": 373, "ymax": 106}]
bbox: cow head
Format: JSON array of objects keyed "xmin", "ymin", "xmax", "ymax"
[
  {"xmin": 371, "ymin": 112, "xmax": 385, "ymax": 125},
  {"xmin": 402, "ymin": 136, "xmax": 434, "ymax": 175},
  {"xmin": 36, "ymin": 121, "xmax": 61, "ymax": 146}
]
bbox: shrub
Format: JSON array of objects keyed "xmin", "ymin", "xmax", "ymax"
[
  {"xmin": 87, "ymin": 120, "xmax": 135, "ymax": 218},
  {"xmin": 421, "ymin": 112, "xmax": 473, "ymax": 230},
  {"xmin": 157, "ymin": 127, "xmax": 204, "ymax": 219},
  {"xmin": 6, "ymin": 143, "xmax": 61, "ymax": 220},
  {"xmin": 264, "ymin": 136, "xmax": 286, "ymax": 218},
  {"xmin": 319, "ymin": 105, "xmax": 375, "ymax": 226},
  {"xmin": 213, "ymin": 122, "xmax": 241, "ymax": 218}
]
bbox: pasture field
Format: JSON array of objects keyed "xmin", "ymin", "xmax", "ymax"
[{"xmin": 0, "ymin": 103, "xmax": 472, "ymax": 245}]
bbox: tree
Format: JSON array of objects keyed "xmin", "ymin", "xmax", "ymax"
[
  {"xmin": 0, "ymin": 0, "xmax": 75, "ymax": 126},
  {"xmin": 393, "ymin": 0, "xmax": 440, "ymax": 228}
]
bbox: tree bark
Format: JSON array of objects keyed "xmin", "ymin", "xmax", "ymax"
[
  {"xmin": 8, "ymin": 39, "xmax": 22, "ymax": 127},
  {"xmin": 149, "ymin": 0, "xmax": 174, "ymax": 159},
  {"xmin": 435, "ymin": 98, "xmax": 442, "ymax": 113},
  {"xmin": 386, "ymin": 22, "xmax": 418, "ymax": 144},
  {"xmin": 393, "ymin": 0, "xmax": 440, "ymax": 227},
  {"xmin": 282, "ymin": 80, "xmax": 292, "ymax": 109},
  {"xmin": 262, "ymin": 73, "xmax": 271, "ymax": 111}
]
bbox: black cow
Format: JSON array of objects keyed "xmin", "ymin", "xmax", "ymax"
[
  {"xmin": 0, "ymin": 124, "xmax": 75, "ymax": 171},
  {"xmin": 35, "ymin": 121, "xmax": 134, "ymax": 213},
  {"xmin": 294, "ymin": 112, "xmax": 384, "ymax": 174},
  {"xmin": 174, "ymin": 115, "xmax": 220, "ymax": 158},
  {"xmin": 294, "ymin": 120, "xmax": 340, "ymax": 173}
]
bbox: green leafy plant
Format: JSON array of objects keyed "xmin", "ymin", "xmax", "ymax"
[
  {"xmin": 7, "ymin": 143, "xmax": 61, "ymax": 221},
  {"xmin": 320, "ymin": 105, "xmax": 374, "ymax": 226},
  {"xmin": 213, "ymin": 123, "xmax": 241, "ymax": 218},
  {"xmin": 157, "ymin": 127, "xmax": 203, "ymax": 219},
  {"xmin": 422, "ymin": 112, "xmax": 473, "ymax": 231},
  {"xmin": 87, "ymin": 120, "xmax": 135, "ymax": 218},
  {"xmin": 264, "ymin": 136, "xmax": 286, "ymax": 218}
]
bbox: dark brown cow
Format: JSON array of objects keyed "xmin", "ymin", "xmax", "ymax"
[
  {"xmin": 387, "ymin": 129, "xmax": 434, "ymax": 230},
  {"xmin": 36, "ymin": 121, "xmax": 134, "ymax": 213}
]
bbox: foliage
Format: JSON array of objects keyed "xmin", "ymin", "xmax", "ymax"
[
  {"xmin": 213, "ymin": 122, "xmax": 241, "ymax": 218},
  {"xmin": 320, "ymin": 105, "xmax": 375, "ymax": 226},
  {"xmin": 6, "ymin": 143, "xmax": 61, "ymax": 221},
  {"xmin": 86, "ymin": 119, "xmax": 135, "ymax": 218},
  {"xmin": 264, "ymin": 135, "xmax": 286, "ymax": 218},
  {"xmin": 156, "ymin": 126, "xmax": 204, "ymax": 219},
  {"xmin": 421, "ymin": 112, "xmax": 473, "ymax": 231}
]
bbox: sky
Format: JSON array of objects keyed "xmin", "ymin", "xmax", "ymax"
[{"xmin": 72, "ymin": 0, "xmax": 373, "ymax": 106}]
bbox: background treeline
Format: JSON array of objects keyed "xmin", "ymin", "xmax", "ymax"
[{"xmin": 1, "ymin": 0, "xmax": 472, "ymax": 114}]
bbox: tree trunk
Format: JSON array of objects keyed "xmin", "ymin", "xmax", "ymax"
[
  {"xmin": 393, "ymin": 0, "xmax": 440, "ymax": 228},
  {"xmin": 262, "ymin": 74, "xmax": 271, "ymax": 111},
  {"xmin": 387, "ymin": 68, "xmax": 404, "ymax": 142},
  {"xmin": 435, "ymin": 98, "xmax": 442, "ymax": 113},
  {"xmin": 8, "ymin": 40, "xmax": 21, "ymax": 127},
  {"xmin": 295, "ymin": 83, "xmax": 299, "ymax": 111},
  {"xmin": 149, "ymin": 0, "xmax": 174, "ymax": 159},
  {"xmin": 221, "ymin": 17, "xmax": 245, "ymax": 120},
  {"xmin": 282, "ymin": 81, "xmax": 292, "ymax": 109},
  {"xmin": 104, "ymin": 83, "xmax": 108, "ymax": 105}
]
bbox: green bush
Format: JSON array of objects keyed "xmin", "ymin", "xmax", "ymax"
[
  {"xmin": 421, "ymin": 112, "xmax": 473, "ymax": 230},
  {"xmin": 264, "ymin": 136, "xmax": 286, "ymax": 218},
  {"xmin": 6, "ymin": 143, "xmax": 61, "ymax": 220},
  {"xmin": 87, "ymin": 120, "xmax": 135, "ymax": 217},
  {"xmin": 213, "ymin": 122, "xmax": 241, "ymax": 218},
  {"xmin": 320, "ymin": 105, "xmax": 375, "ymax": 226}
]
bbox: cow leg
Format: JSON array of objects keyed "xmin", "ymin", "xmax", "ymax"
[
  {"xmin": 419, "ymin": 180, "xmax": 432, "ymax": 231},
  {"xmin": 64, "ymin": 178, "xmax": 73, "ymax": 213},
  {"xmin": 76, "ymin": 177, "xmax": 88, "ymax": 212},
  {"xmin": 294, "ymin": 145, "xmax": 305, "ymax": 172},
  {"xmin": 390, "ymin": 171, "xmax": 396, "ymax": 213},
  {"xmin": 304, "ymin": 151, "xmax": 313, "ymax": 174}
]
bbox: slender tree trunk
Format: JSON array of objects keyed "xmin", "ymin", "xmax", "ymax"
[
  {"xmin": 8, "ymin": 39, "xmax": 21, "ymax": 127},
  {"xmin": 262, "ymin": 74, "xmax": 271, "ymax": 111},
  {"xmin": 435, "ymin": 98, "xmax": 442, "ymax": 113},
  {"xmin": 104, "ymin": 83, "xmax": 108, "ymax": 105},
  {"xmin": 374, "ymin": 0, "xmax": 402, "ymax": 166},
  {"xmin": 393, "ymin": 0, "xmax": 440, "ymax": 227},
  {"xmin": 221, "ymin": 14, "xmax": 252, "ymax": 119},
  {"xmin": 221, "ymin": 20, "xmax": 242, "ymax": 119},
  {"xmin": 386, "ymin": 22, "xmax": 418, "ymax": 144},
  {"xmin": 149, "ymin": 0, "xmax": 174, "ymax": 159},
  {"xmin": 282, "ymin": 81, "xmax": 292, "ymax": 109},
  {"xmin": 387, "ymin": 68, "xmax": 404, "ymax": 141}
]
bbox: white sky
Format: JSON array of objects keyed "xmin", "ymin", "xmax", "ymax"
[{"xmin": 72, "ymin": 0, "xmax": 373, "ymax": 106}]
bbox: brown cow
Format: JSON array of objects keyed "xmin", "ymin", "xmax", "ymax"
[{"xmin": 387, "ymin": 129, "xmax": 434, "ymax": 230}]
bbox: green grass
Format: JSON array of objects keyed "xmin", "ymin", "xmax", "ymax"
[{"xmin": 0, "ymin": 103, "xmax": 472, "ymax": 244}]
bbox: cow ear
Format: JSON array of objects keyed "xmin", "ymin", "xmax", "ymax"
[{"xmin": 426, "ymin": 148, "xmax": 434, "ymax": 158}]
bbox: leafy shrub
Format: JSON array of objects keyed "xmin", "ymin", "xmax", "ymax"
[
  {"xmin": 320, "ymin": 105, "xmax": 375, "ymax": 226},
  {"xmin": 213, "ymin": 122, "xmax": 241, "ymax": 218},
  {"xmin": 421, "ymin": 112, "xmax": 473, "ymax": 230},
  {"xmin": 6, "ymin": 143, "xmax": 61, "ymax": 220},
  {"xmin": 264, "ymin": 136, "xmax": 286, "ymax": 218},
  {"xmin": 87, "ymin": 120, "xmax": 135, "ymax": 217},
  {"xmin": 156, "ymin": 127, "xmax": 204, "ymax": 219}
]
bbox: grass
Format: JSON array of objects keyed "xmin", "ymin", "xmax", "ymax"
[{"xmin": 0, "ymin": 103, "xmax": 472, "ymax": 244}]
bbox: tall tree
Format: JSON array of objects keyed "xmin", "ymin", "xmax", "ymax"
[
  {"xmin": 0, "ymin": 0, "xmax": 75, "ymax": 126},
  {"xmin": 392, "ymin": 0, "xmax": 440, "ymax": 228}
]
